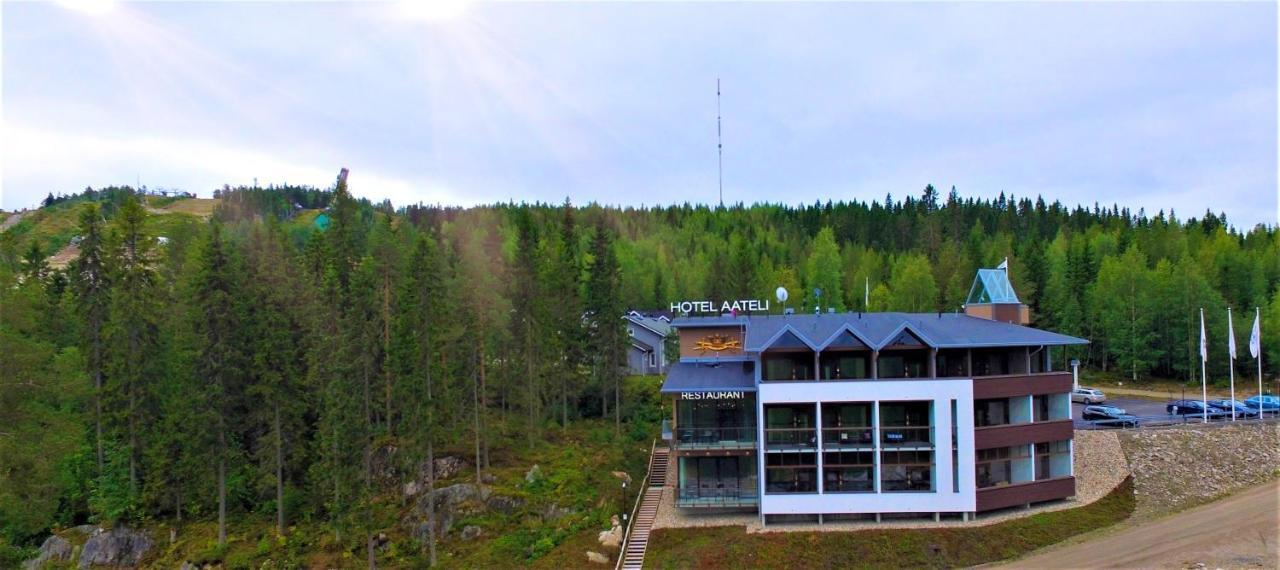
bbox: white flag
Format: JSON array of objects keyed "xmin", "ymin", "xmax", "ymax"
[
  {"xmin": 1249, "ymin": 309, "xmax": 1261, "ymax": 359},
  {"xmin": 1199, "ymin": 308, "xmax": 1207, "ymax": 361},
  {"xmin": 1228, "ymin": 308, "xmax": 1237, "ymax": 360}
]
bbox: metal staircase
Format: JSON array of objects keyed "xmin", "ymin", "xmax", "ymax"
[{"xmin": 618, "ymin": 444, "xmax": 669, "ymax": 570}]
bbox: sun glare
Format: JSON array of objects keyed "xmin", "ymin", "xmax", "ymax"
[
  {"xmin": 56, "ymin": 0, "xmax": 118, "ymax": 16},
  {"xmin": 396, "ymin": 0, "xmax": 471, "ymax": 24}
]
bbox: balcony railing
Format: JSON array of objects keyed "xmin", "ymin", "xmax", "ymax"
[
  {"xmin": 764, "ymin": 428, "xmax": 818, "ymax": 450},
  {"xmin": 879, "ymin": 426, "xmax": 934, "ymax": 448},
  {"xmin": 820, "ymin": 427, "xmax": 874, "ymax": 449},
  {"xmin": 675, "ymin": 426, "xmax": 757, "ymax": 449},
  {"xmin": 677, "ymin": 486, "xmax": 760, "ymax": 507}
]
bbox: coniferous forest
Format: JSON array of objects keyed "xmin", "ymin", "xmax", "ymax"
[{"xmin": 1, "ymin": 177, "xmax": 1278, "ymax": 566}]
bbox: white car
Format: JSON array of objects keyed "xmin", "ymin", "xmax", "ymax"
[{"xmin": 1071, "ymin": 387, "xmax": 1106, "ymax": 404}]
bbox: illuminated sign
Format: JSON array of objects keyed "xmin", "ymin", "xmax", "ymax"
[
  {"xmin": 694, "ymin": 334, "xmax": 741, "ymax": 352},
  {"xmin": 680, "ymin": 391, "xmax": 746, "ymax": 400},
  {"xmin": 669, "ymin": 299, "xmax": 770, "ymax": 314}
]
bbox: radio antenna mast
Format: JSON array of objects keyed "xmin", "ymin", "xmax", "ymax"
[{"xmin": 717, "ymin": 78, "xmax": 723, "ymax": 209}]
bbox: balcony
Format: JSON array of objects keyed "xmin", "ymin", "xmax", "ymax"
[
  {"xmin": 674, "ymin": 426, "xmax": 757, "ymax": 450},
  {"xmin": 677, "ymin": 486, "xmax": 760, "ymax": 508},
  {"xmin": 879, "ymin": 426, "xmax": 934, "ymax": 449},
  {"xmin": 764, "ymin": 428, "xmax": 818, "ymax": 450},
  {"xmin": 820, "ymin": 427, "xmax": 874, "ymax": 450},
  {"xmin": 976, "ymin": 476, "xmax": 1075, "ymax": 511}
]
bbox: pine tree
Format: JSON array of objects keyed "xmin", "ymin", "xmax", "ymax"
[
  {"xmin": 70, "ymin": 203, "xmax": 110, "ymax": 474},
  {"xmin": 585, "ymin": 220, "xmax": 626, "ymax": 434}
]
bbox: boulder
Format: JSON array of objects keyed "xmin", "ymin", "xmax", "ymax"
[
  {"xmin": 23, "ymin": 535, "xmax": 73, "ymax": 570},
  {"xmin": 460, "ymin": 525, "xmax": 482, "ymax": 540},
  {"xmin": 370, "ymin": 444, "xmax": 401, "ymax": 487},
  {"xmin": 525, "ymin": 464, "xmax": 542, "ymax": 484},
  {"xmin": 586, "ymin": 551, "xmax": 609, "ymax": 565},
  {"xmin": 78, "ymin": 526, "xmax": 153, "ymax": 569},
  {"xmin": 598, "ymin": 525, "xmax": 623, "ymax": 550},
  {"xmin": 611, "ymin": 471, "xmax": 632, "ymax": 486}
]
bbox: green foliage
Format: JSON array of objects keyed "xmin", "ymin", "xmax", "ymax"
[{"xmin": 647, "ymin": 478, "xmax": 1136, "ymax": 569}]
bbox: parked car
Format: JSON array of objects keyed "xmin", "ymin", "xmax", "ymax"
[
  {"xmin": 1207, "ymin": 399, "xmax": 1259, "ymax": 418},
  {"xmin": 1166, "ymin": 399, "xmax": 1227, "ymax": 418},
  {"xmin": 1243, "ymin": 394, "xmax": 1280, "ymax": 412},
  {"xmin": 1082, "ymin": 405, "xmax": 1140, "ymax": 427},
  {"xmin": 1071, "ymin": 387, "xmax": 1106, "ymax": 404}
]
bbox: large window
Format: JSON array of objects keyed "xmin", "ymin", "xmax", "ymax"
[
  {"xmin": 820, "ymin": 352, "xmax": 870, "ymax": 380},
  {"xmin": 678, "ymin": 456, "xmax": 759, "ymax": 504},
  {"xmin": 821, "ymin": 402, "xmax": 873, "ymax": 449},
  {"xmin": 765, "ymin": 404, "xmax": 817, "ymax": 449},
  {"xmin": 936, "ymin": 349, "xmax": 969, "ymax": 377},
  {"xmin": 765, "ymin": 452, "xmax": 817, "ymax": 493},
  {"xmin": 880, "ymin": 450, "xmax": 934, "ymax": 491},
  {"xmin": 879, "ymin": 401, "xmax": 933, "ymax": 447},
  {"xmin": 974, "ymin": 398, "xmax": 1010, "ymax": 427},
  {"xmin": 676, "ymin": 396, "xmax": 757, "ymax": 447},
  {"xmin": 877, "ymin": 352, "xmax": 927, "ymax": 378},
  {"xmin": 823, "ymin": 451, "xmax": 874, "ymax": 492},
  {"xmin": 763, "ymin": 352, "xmax": 814, "ymax": 381},
  {"xmin": 1034, "ymin": 440, "xmax": 1071, "ymax": 480}
]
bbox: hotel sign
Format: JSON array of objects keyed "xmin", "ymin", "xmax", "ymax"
[
  {"xmin": 670, "ymin": 299, "xmax": 771, "ymax": 314},
  {"xmin": 680, "ymin": 391, "xmax": 746, "ymax": 400}
]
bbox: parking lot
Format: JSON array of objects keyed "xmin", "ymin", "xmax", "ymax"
[{"xmin": 1072, "ymin": 396, "xmax": 1277, "ymax": 429}]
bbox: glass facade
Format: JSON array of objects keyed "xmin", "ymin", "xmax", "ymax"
[
  {"xmin": 819, "ymin": 352, "xmax": 870, "ymax": 380},
  {"xmin": 763, "ymin": 352, "xmax": 814, "ymax": 381},
  {"xmin": 677, "ymin": 455, "xmax": 759, "ymax": 506},
  {"xmin": 675, "ymin": 395, "xmax": 757, "ymax": 448},
  {"xmin": 765, "ymin": 453, "xmax": 818, "ymax": 493}
]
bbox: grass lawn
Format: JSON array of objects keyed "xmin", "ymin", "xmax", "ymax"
[{"xmin": 646, "ymin": 478, "xmax": 1134, "ymax": 569}]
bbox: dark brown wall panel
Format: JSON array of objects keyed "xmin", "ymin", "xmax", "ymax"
[
  {"xmin": 973, "ymin": 372, "xmax": 1072, "ymax": 398},
  {"xmin": 974, "ymin": 420, "xmax": 1073, "ymax": 450},
  {"xmin": 976, "ymin": 476, "xmax": 1075, "ymax": 511}
]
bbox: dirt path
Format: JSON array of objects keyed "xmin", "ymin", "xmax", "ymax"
[
  {"xmin": 0, "ymin": 211, "xmax": 24, "ymax": 232},
  {"xmin": 1003, "ymin": 479, "xmax": 1279, "ymax": 569}
]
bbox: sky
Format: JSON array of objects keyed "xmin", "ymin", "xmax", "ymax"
[{"xmin": 2, "ymin": 1, "xmax": 1278, "ymax": 228}]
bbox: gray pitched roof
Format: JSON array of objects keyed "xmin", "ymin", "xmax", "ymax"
[
  {"xmin": 625, "ymin": 313, "xmax": 672, "ymax": 337},
  {"xmin": 672, "ymin": 312, "xmax": 1087, "ymax": 351},
  {"xmin": 659, "ymin": 361, "xmax": 756, "ymax": 393}
]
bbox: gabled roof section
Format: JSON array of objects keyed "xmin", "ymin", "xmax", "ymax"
[
  {"xmin": 880, "ymin": 324, "xmax": 930, "ymax": 349},
  {"xmin": 967, "ymin": 268, "xmax": 1020, "ymax": 304},
  {"xmin": 719, "ymin": 312, "xmax": 1086, "ymax": 351},
  {"xmin": 760, "ymin": 326, "xmax": 818, "ymax": 351},
  {"xmin": 817, "ymin": 324, "xmax": 874, "ymax": 351}
]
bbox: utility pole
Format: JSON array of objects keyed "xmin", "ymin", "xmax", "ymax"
[{"xmin": 717, "ymin": 78, "xmax": 723, "ymax": 209}]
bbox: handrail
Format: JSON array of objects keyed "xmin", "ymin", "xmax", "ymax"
[{"xmin": 616, "ymin": 438, "xmax": 657, "ymax": 570}]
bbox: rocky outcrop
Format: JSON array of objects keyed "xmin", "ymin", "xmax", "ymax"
[
  {"xmin": 586, "ymin": 551, "xmax": 609, "ymax": 565},
  {"xmin": 78, "ymin": 526, "xmax": 153, "ymax": 568},
  {"xmin": 484, "ymin": 494, "xmax": 525, "ymax": 514},
  {"xmin": 23, "ymin": 535, "xmax": 73, "ymax": 569},
  {"xmin": 597, "ymin": 515, "xmax": 624, "ymax": 550},
  {"xmin": 433, "ymin": 456, "xmax": 468, "ymax": 481},
  {"xmin": 406, "ymin": 483, "xmax": 491, "ymax": 540},
  {"xmin": 1120, "ymin": 421, "xmax": 1280, "ymax": 517},
  {"xmin": 402, "ymin": 456, "xmax": 471, "ymax": 498}
]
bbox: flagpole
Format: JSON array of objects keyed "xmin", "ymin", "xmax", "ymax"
[
  {"xmin": 1201, "ymin": 308, "xmax": 1208, "ymax": 424},
  {"xmin": 1258, "ymin": 307, "xmax": 1264, "ymax": 418},
  {"xmin": 1228, "ymin": 307, "xmax": 1236, "ymax": 421}
]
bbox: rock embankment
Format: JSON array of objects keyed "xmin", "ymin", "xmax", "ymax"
[{"xmin": 1120, "ymin": 420, "xmax": 1280, "ymax": 518}]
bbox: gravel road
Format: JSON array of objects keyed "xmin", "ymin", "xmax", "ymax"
[{"xmin": 1003, "ymin": 478, "xmax": 1279, "ymax": 569}]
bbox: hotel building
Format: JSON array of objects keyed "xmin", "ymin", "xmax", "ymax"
[{"xmin": 659, "ymin": 268, "xmax": 1087, "ymax": 523}]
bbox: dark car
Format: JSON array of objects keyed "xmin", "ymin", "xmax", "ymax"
[
  {"xmin": 1082, "ymin": 405, "xmax": 1140, "ymax": 427},
  {"xmin": 1166, "ymin": 399, "xmax": 1227, "ymax": 418},
  {"xmin": 1207, "ymin": 399, "xmax": 1258, "ymax": 418}
]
